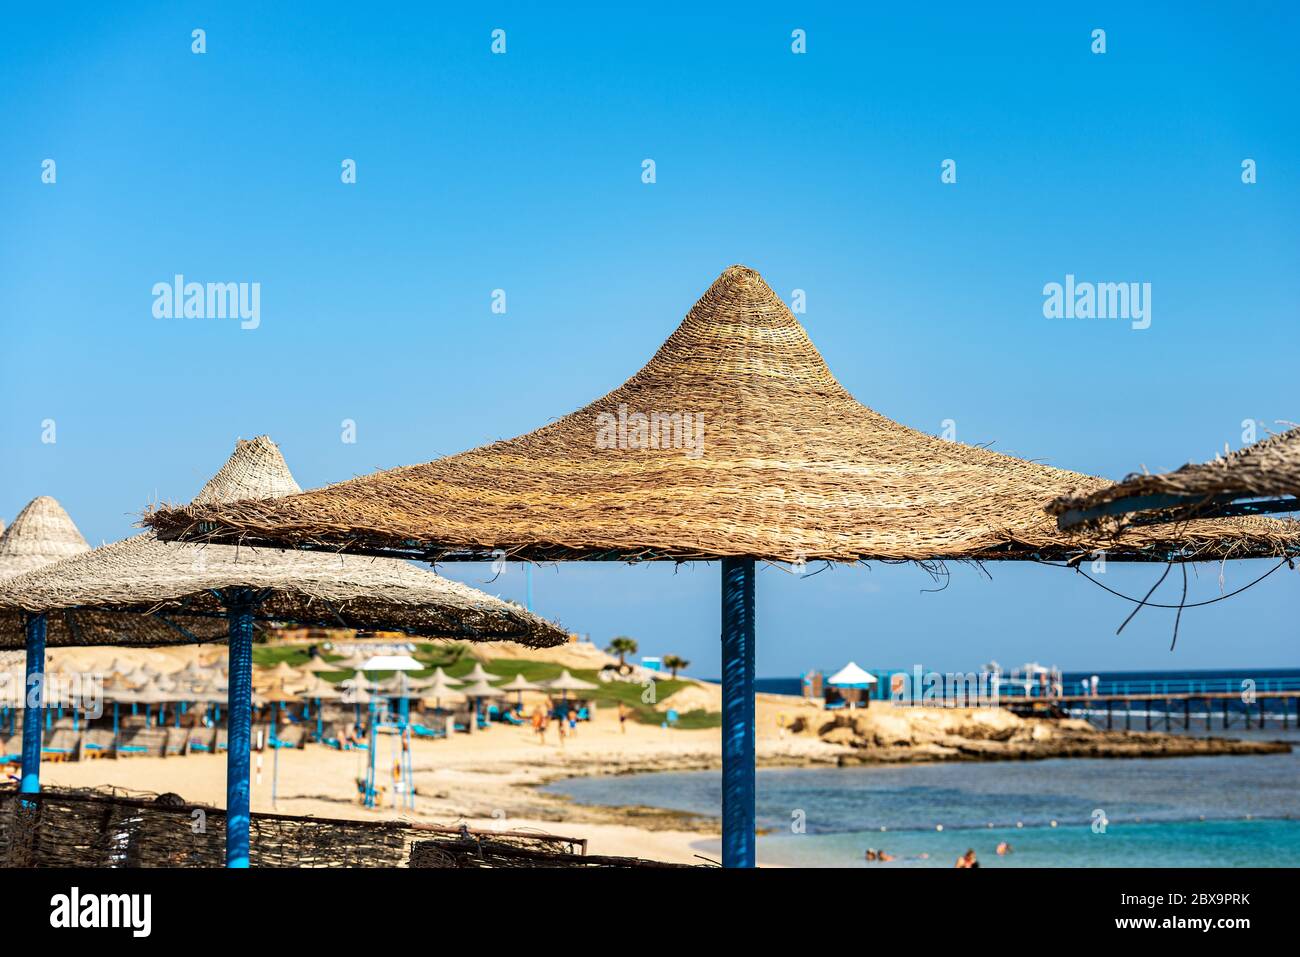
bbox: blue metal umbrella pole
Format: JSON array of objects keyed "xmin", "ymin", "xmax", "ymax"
[
  {"xmin": 720, "ymin": 557, "xmax": 756, "ymax": 868},
  {"xmin": 365, "ymin": 694, "xmax": 378, "ymax": 807},
  {"xmin": 225, "ymin": 591, "xmax": 256, "ymax": 868},
  {"xmin": 20, "ymin": 613, "xmax": 48, "ymax": 795}
]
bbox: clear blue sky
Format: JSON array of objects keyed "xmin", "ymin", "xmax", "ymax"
[{"xmin": 2, "ymin": 3, "xmax": 1296, "ymax": 676}]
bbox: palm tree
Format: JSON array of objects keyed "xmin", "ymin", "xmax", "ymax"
[
  {"xmin": 605, "ymin": 636, "xmax": 638, "ymax": 667},
  {"xmin": 662, "ymin": 655, "xmax": 689, "ymax": 679}
]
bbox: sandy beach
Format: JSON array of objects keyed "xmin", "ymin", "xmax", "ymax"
[{"xmin": 32, "ymin": 692, "xmax": 843, "ymax": 865}]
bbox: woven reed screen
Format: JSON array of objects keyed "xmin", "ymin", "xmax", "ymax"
[{"xmin": 0, "ymin": 788, "xmax": 585, "ymax": 868}]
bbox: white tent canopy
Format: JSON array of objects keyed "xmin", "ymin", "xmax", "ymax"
[
  {"xmin": 827, "ymin": 661, "xmax": 878, "ymax": 687},
  {"xmin": 361, "ymin": 654, "xmax": 423, "ymax": 672}
]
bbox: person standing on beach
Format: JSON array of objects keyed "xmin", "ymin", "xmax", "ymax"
[
  {"xmin": 618, "ymin": 703, "xmax": 629, "ymax": 734},
  {"xmin": 530, "ymin": 705, "xmax": 546, "ymax": 745}
]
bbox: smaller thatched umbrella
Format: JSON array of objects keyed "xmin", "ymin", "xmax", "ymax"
[
  {"xmin": 544, "ymin": 669, "xmax": 598, "ymax": 702},
  {"xmin": 0, "ymin": 436, "xmax": 568, "ymax": 867},
  {"xmin": 260, "ymin": 683, "xmax": 301, "ymax": 805},
  {"xmin": 299, "ymin": 656, "xmax": 341, "ymax": 674},
  {"xmin": 428, "ymin": 666, "xmax": 462, "ymax": 687},
  {"xmin": 0, "ymin": 496, "xmax": 91, "ymax": 788},
  {"xmin": 419, "ymin": 669, "xmax": 464, "ymax": 711},
  {"xmin": 106, "ymin": 657, "xmax": 134, "ymax": 677},
  {"xmin": 358, "ymin": 654, "xmax": 423, "ymax": 805},
  {"xmin": 458, "ymin": 677, "xmax": 504, "ymax": 728},
  {"xmin": 0, "ymin": 497, "xmax": 90, "ymax": 581},
  {"xmin": 460, "ymin": 662, "xmax": 500, "ymax": 684},
  {"xmin": 330, "ymin": 651, "xmax": 371, "ymax": 670},
  {"xmin": 296, "ymin": 674, "xmax": 337, "ymax": 699},
  {"xmin": 339, "ymin": 670, "xmax": 375, "ymax": 692},
  {"xmin": 130, "ymin": 680, "xmax": 173, "ymax": 728},
  {"xmin": 294, "ymin": 673, "xmax": 341, "ymax": 741},
  {"xmin": 498, "ymin": 673, "xmax": 543, "ymax": 708},
  {"xmin": 260, "ymin": 661, "xmax": 302, "ymax": 683},
  {"xmin": 1050, "ymin": 426, "xmax": 1300, "ymax": 531}
]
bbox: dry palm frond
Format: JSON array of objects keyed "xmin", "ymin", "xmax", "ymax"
[{"xmin": 1048, "ymin": 426, "xmax": 1300, "ymax": 527}]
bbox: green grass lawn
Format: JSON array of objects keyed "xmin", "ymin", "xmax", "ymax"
[{"xmin": 251, "ymin": 641, "xmax": 720, "ymax": 728}]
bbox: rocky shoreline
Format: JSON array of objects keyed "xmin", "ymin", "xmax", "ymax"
[
  {"xmin": 518, "ymin": 707, "xmax": 1292, "ymax": 833},
  {"xmin": 808, "ymin": 705, "xmax": 1291, "ymax": 765}
]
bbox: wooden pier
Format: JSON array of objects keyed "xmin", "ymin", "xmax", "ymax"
[{"xmin": 1006, "ymin": 690, "xmax": 1300, "ymax": 732}]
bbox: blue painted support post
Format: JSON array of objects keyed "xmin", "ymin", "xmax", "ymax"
[
  {"xmin": 225, "ymin": 592, "xmax": 256, "ymax": 868},
  {"xmin": 315, "ymin": 699, "xmax": 323, "ymax": 741},
  {"xmin": 720, "ymin": 557, "xmax": 755, "ymax": 868},
  {"xmin": 112, "ymin": 701, "xmax": 120, "ymax": 754},
  {"xmin": 271, "ymin": 703, "xmax": 280, "ymax": 808},
  {"xmin": 21, "ymin": 613, "xmax": 48, "ymax": 795},
  {"xmin": 365, "ymin": 694, "xmax": 378, "ymax": 807}
]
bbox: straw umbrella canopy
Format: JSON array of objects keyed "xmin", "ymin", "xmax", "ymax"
[
  {"xmin": 132, "ymin": 680, "xmax": 172, "ymax": 705},
  {"xmin": 146, "ymin": 265, "xmax": 1300, "ymax": 866},
  {"xmin": 300, "ymin": 656, "xmax": 342, "ymax": 674},
  {"xmin": 299, "ymin": 675, "xmax": 342, "ymax": 701},
  {"xmin": 0, "ymin": 435, "xmax": 568, "ymax": 868},
  {"xmin": 1049, "ymin": 426, "xmax": 1300, "ymax": 531},
  {"xmin": 419, "ymin": 689, "xmax": 465, "ymax": 710},
  {"xmin": 148, "ymin": 268, "xmax": 1298, "ymax": 565},
  {"xmin": 428, "ymin": 665, "xmax": 463, "ymax": 687},
  {"xmin": 457, "ymin": 678, "xmax": 504, "ymax": 732},
  {"xmin": 420, "ymin": 669, "xmax": 465, "ymax": 709},
  {"xmin": 499, "ymin": 672, "xmax": 543, "ymax": 707},
  {"xmin": 260, "ymin": 683, "xmax": 301, "ymax": 705},
  {"xmin": 544, "ymin": 669, "xmax": 597, "ymax": 693},
  {"xmin": 260, "ymin": 661, "xmax": 303, "ymax": 683},
  {"xmin": 460, "ymin": 662, "xmax": 500, "ymax": 684},
  {"xmin": 458, "ymin": 678, "xmax": 504, "ymax": 700},
  {"xmin": 340, "ymin": 685, "xmax": 372, "ymax": 705},
  {"xmin": 107, "ymin": 657, "xmax": 134, "ymax": 677},
  {"xmin": 499, "ymin": 673, "xmax": 542, "ymax": 693},
  {"xmin": 329, "ymin": 651, "xmax": 370, "ymax": 670},
  {"xmin": 0, "ymin": 496, "xmax": 90, "ymax": 580},
  {"xmin": 338, "ymin": 670, "xmax": 376, "ymax": 692}
]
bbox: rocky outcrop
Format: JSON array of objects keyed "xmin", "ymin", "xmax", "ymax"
[{"xmin": 805, "ymin": 704, "xmax": 1291, "ymax": 765}]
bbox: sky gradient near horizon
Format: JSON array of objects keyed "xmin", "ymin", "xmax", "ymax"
[{"xmin": 2, "ymin": 3, "xmax": 1297, "ymax": 676}]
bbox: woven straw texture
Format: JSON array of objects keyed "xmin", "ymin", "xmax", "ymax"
[
  {"xmin": 0, "ymin": 787, "xmax": 597, "ymax": 868},
  {"xmin": 146, "ymin": 267, "xmax": 1300, "ymax": 563},
  {"xmin": 1048, "ymin": 427, "xmax": 1300, "ymax": 520},
  {"xmin": 0, "ymin": 437, "xmax": 566, "ymax": 648},
  {"xmin": 0, "ymin": 497, "xmax": 90, "ymax": 580}
]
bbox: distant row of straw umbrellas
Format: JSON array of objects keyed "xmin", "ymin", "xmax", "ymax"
[
  {"xmin": 0, "ymin": 436, "xmax": 571, "ymax": 867},
  {"xmin": 3, "ymin": 265, "xmax": 1297, "ymax": 868}
]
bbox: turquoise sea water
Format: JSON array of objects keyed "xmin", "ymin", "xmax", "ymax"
[{"xmin": 542, "ymin": 730, "xmax": 1300, "ymax": 867}]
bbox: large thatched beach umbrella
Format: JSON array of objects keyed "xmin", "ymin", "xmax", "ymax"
[
  {"xmin": 0, "ymin": 436, "xmax": 567, "ymax": 867},
  {"xmin": 147, "ymin": 265, "xmax": 1300, "ymax": 866},
  {"xmin": 1049, "ymin": 426, "xmax": 1300, "ymax": 530}
]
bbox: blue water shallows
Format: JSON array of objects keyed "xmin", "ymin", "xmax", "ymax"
[{"xmin": 543, "ymin": 746, "xmax": 1300, "ymax": 867}]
